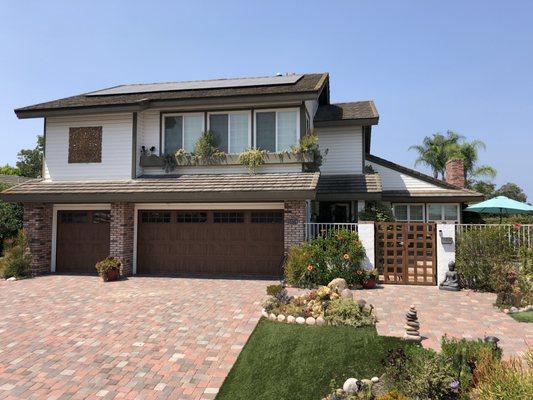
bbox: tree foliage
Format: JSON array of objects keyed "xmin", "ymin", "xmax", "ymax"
[
  {"xmin": 16, "ymin": 135, "xmax": 43, "ymax": 178},
  {"xmin": 493, "ymin": 182, "xmax": 527, "ymax": 203},
  {"xmin": 0, "ymin": 183, "xmax": 23, "ymax": 255},
  {"xmin": 409, "ymin": 131, "xmax": 497, "ymax": 187},
  {"xmin": 0, "ymin": 165, "xmax": 20, "ymax": 176}
]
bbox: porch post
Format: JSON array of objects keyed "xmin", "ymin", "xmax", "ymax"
[{"xmin": 358, "ymin": 221, "xmax": 375, "ymax": 269}]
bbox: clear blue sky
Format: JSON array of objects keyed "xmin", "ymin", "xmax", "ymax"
[{"xmin": 1, "ymin": 0, "xmax": 531, "ymax": 198}]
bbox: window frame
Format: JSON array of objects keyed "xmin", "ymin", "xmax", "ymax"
[
  {"xmin": 161, "ymin": 112, "xmax": 205, "ymax": 154},
  {"xmin": 425, "ymin": 203, "xmax": 461, "ymax": 223},
  {"xmin": 253, "ymin": 108, "xmax": 300, "ymax": 152},
  {"xmin": 392, "ymin": 203, "xmax": 425, "ymax": 222},
  {"xmin": 206, "ymin": 110, "xmax": 252, "ymax": 154}
]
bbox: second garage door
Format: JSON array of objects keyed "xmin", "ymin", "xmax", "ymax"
[{"xmin": 137, "ymin": 210, "xmax": 284, "ymax": 276}]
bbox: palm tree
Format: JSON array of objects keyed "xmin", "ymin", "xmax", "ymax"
[{"xmin": 409, "ymin": 131, "xmax": 463, "ymax": 179}]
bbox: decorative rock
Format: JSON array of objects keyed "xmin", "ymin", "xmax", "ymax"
[
  {"xmin": 371, "ymin": 377, "xmax": 379, "ymax": 383},
  {"xmin": 503, "ymin": 309, "xmax": 509, "ymax": 314},
  {"xmin": 296, "ymin": 317, "xmax": 305, "ymax": 325},
  {"xmin": 277, "ymin": 314, "xmax": 286, "ymax": 322},
  {"xmin": 6, "ymin": 277, "xmax": 16, "ymax": 282},
  {"xmin": 361, "ymin": 379, "xmax": 372, "ymax": 387},
  {"xmin": 261, "ymin": 309, "xmax": 268, "ymax": 318},
  {"xmin": 316, "ymin": 316, "xmax": 325, "ymax": 326},
  {"xmin": 509, "ymin": 307, "xmax": 518, "ymax": 313},
  {"xmin": 343, "ymin": 378, "xmax": 359, "ymax": 394},
  {"xmin": 403, "ymin": 305, "xmax": 422, "ymax": 343},
  {"xmin": 357, "ymin": 299, "xmax": 367, "ymax": 307},
  {"xmin": 305, "ymin": 317, "xmax": 316, "ymax": 325},
  {"xmin": 341, "ymin": 288, "xmax": 353, "ymax": 299},
  {"xmin": 287, "ymin": 315, "xmax": 296, "ymax": 324},
  {"xmin": 328, "ymin": 278, "xmax": 348, "ymax": 292},
  {"xmin": 269, "ymin": 313, "xmax": 277, "ymax": 321}
]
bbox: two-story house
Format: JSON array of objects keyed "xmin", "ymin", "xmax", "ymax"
[{"xmin": 1, "ymin": 73, "xmax": 481, "ymax": 277}]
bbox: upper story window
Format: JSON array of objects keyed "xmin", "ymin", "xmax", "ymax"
[
  {"xmin": 254, "ymin": 109, "xmax": 299, "ymax": 152},
  {"xmin": 208, "ymin": 112, "xmax": 251, "ymax": 154},
  {"xmin": 163, "ymin": 113, "xmax": 204, "ymax": 154}
]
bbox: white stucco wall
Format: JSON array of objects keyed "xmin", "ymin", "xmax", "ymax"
[
  {"xmin": 436, "ymin": 223, "xmax": 456, "ymax": 286},
  {"xmin": 358, "ymin": 222, "xmax": 375, "ymax": 270}
]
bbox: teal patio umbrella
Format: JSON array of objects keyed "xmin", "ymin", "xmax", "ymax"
[{"xmin": 465, "ymin": 196, "xmax": 533, "ymax": 223}]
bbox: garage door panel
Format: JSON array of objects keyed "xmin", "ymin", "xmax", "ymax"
[
  {"xmin": 56, "ymin": 210, "xmax": 110, "ymax": 274},
  {"xmin": 137, "ymin": 209, "xmax": 283, "ymax": 275}
]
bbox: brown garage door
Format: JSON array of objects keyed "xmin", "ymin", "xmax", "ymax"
[
  {"xmin": 56, "ymin": 210, "xmax": 111, "ymax": 274},
  {"xmin": 137, "ymin": 210, "xmax": 284, "ymax": 276}
]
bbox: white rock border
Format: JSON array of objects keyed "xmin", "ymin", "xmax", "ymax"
[
  {"xmin": 504, "ymin": 304, "xmax": 532, "ymax": 314},
  {"xmin": 261, "ymin": 309, "xmax": 327, "ymax": 326}
]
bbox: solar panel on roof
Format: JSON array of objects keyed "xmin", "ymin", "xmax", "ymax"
[{"xmin": 86, "ymin": 74, "xmax": 303, "ymax": 96}]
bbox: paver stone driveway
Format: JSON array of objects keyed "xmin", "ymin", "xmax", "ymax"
[{"xmin": 0, "ymin": 275, "xmax": 275, "ymax": 400}]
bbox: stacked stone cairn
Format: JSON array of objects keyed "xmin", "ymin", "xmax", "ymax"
[{"xmin": 404, "ymin": 305, "xmax": 421, "ymax": 343}]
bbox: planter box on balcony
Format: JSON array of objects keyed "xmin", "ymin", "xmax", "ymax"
[{"xmin": 140, "ymin": 152, "xmax": 314, "ymax": 168}]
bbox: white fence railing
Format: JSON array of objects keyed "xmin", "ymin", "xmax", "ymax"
[
  {"xmin": 455, "ymin": 224, "xmax": 532, "ymax": 251},
  {"xmin": 305, "ymin": 223, "xmax": 359, "ymax": 241}
]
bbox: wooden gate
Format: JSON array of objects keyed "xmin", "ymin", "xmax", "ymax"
[{"xmin": 375, "ymin": 222, "xmax": 436, "ymax": 285}]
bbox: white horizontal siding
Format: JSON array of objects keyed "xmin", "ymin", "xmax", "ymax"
[
  {"xmin": 367, "ymin": 160, "xmax": 443, "ymax": 191},
  {"xmin": 45, "ymin": 113, "xmax": 133, "ymax": 181},
  {"xmin": 317, "ymin": 126, "xmax": 363, "ymax": 174},
  {"xmin": 139, "ymin": 109, "xmax": 160, "ymax": 154}
]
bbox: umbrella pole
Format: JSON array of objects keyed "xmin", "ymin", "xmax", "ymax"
[{"xmin": 500, "ymin": 208, "xmax": 502, "ymax": 224}]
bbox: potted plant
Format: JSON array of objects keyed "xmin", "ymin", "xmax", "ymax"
[
  {"xmin": 95, "ymin": 257, "xmax": 122, "ymax": 282},
  {"xmin": 362, "ymin": 268, "xmax": 378, "ymax": 289}
]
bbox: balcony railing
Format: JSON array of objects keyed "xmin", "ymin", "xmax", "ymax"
[
  {"xmin": 305, "ymin": 223, "xmax": 359, "ymax": 241},
  {"xmin": 455, "ymin": 224, "xmax": 532, "ymax": 251}
]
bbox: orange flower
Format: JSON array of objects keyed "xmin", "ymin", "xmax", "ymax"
[
  {"xmin": 307, "ymin": 264, "xmax": 314, "ymax": 272},
  {"xmin": 343, "ymin": 253, "xmax": 350, "ymax": 260}
]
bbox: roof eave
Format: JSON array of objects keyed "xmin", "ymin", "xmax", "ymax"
[
  {"xmin": 15, "ymin": 91, "xmax": 323, "ymax": 120},
  {"xmin": 314, "ymin": 117, "xmax": 379, "ymax": 128}
]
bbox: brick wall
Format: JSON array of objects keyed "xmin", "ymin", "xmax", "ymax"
[
  {"xmin": 445, "ymin": 158, "xmax": 465, "ymax": 188},
  {"xmin": 23, "ymin": 203, "xmax": 53, "ymax": 275},
  {"xmin": 284, "ymin": 200, "xmax": 307, "ymax": 253},
  {"xmin": 110, "ymin": 203, "xmax": 134, "ymax": 276}
]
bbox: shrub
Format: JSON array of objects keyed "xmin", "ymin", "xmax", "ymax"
[
  {"xmin": 0, "ymin": 230, "xmax": 31, "ymax": 279},
  {"xmin": 284, "ymin": 242, "xmax": 315, "ymax": 287},
  {"xmin": 305, "ymin": 230, "xmax": 366, "ymax": 286},
  {"xmin": 94, "ymin": 257, "xmax": 121, "ymax": 279},
  {"xmin": 358, "ymin": 202, "xmax": 395, "ymax": 222},
  {"xmin": 0, "ymin": 182, "xmax": 23, "ymax": 254},
  {"xmin": 376, "ymin": 391, "xmax": 409, "ymax": 400},
  {"xmin": 266, "ymin": 284, "xmax": 284, "ymax": 297},
  {"xmin": 471, "ymin": 353, "xmax": 533, "ymax": 400},
  {"xmin": 290, "ymin": 133, "xmax": 327, "ymax": 172},
  {"xmin": 324, "ymin": 298, "xmax": 376, "ymax": 327},
  {"xmin": 440, "ymin": 335, "xmax": 501, "ymax": 396},
  {"xmin": 456, "ymin": 227, "xmax": 515, "ymax": 291}
]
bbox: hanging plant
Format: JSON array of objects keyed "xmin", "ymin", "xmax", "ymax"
[
  {"xmin": 290, "ymin": 133, "xmax": 328, "ymax": 172},
  {"xmin": 238, "ymin": 148, "xmax": 267, "ymax": 174},
  {"xmin": 163, "ymin": 153, "xmax": 177, "ymax": 172}
]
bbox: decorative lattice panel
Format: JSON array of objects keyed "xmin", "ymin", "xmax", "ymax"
[
  {"xmin": 375, "ymin": 222, "xmax": 436, "ymax": 286},
  {"xmin": 68, "ymin": 126, "xmax": 102, "ymax": 163}
]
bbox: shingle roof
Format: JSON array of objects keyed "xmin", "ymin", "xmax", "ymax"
[
  {"xmin": 15, "ymin": 73, "xmax": 328, "ymax": 117},
  {"xmin": 314, "ymin": 101, "xmax": 379, "ymax": 125},
  {"xmin": 316, "ymin": 174, "xmax": 382, "ymax": 200},
  {"xmin": 0, "ymin": 173, "xmax": 320, "ymax": 203}
]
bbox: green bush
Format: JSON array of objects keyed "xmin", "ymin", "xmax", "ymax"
[
  {"xmin": 0, "ymin": 230, "xmax": 31, "ymax": 279},
  {"xmin": 324, "ymin": 298, "xmax": 376, "ymax": 327},
  {"xmin": 440, "ymin": 335, "xmax": 501, "ymax": 397},
  {"xmin": 266, "ymin": 284, "xmax": 284, "ymax": 297},
  {"xmin": 383, "ymin": 346, "xmax": 456, "ymax": 400},
  {"xmin": 284, "ymin": 230, "xmax": 366, "ymax": 287},
  {"xmin": 456, "ymin": 227, "xmax": 515, "ymax": 291},
  {"xmin": 0, "ymin": 182, "xmax": 23, "ymax": 254},
  {"xmin": 94, "ymin": 257, "xmax": 121, "ymax": 279},
  {"xmin": 358, "ymin": 201, "xmax": 395, "ymax": 222}
]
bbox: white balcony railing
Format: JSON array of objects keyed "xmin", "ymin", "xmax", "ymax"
[
  {"xmin": 455, "ymin": 224, "xmax": 532, "ymax": 251},
  {"xmin": 305, "ymin": 223, "xmax": 359, "ymax": 241}
]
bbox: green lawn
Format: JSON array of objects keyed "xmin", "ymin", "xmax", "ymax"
[
  {"xmin": 216, "ymin": 319, "xmax": 409, "ymax": 400},
  {"xmin": 510, "ymin": 310, "xmax": 533, "ymax": 323}
]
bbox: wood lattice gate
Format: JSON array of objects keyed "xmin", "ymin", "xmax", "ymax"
[{"xmin": 375, "ymin": 222, "xmax": 437, "ymax": 285}]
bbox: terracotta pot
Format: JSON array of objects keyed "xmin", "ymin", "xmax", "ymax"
[
  {"xmin": 104, "ymin": 268, "xmax": 120, "ymax": 282},
  {"xmin": 363, "ymin": 278, "xmax": 376, "ymax": 289}
]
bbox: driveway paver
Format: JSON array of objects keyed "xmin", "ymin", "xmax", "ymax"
[
  {"xmin": 359, "ymin": 285, "xmax": 532, "ymax": 358},
  {"xmin": 0, "ymin": 275, "xmax": 274, "ymax": 400}
]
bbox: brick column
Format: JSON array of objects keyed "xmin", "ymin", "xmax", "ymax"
[
  {"xmin": 23, "ymin": 203, "xmax": 53, "ymax": 275},
  {"xmin": 110, "ymin": 203, "xmax": 134, "ymax": 276},
  {"xmin": 284, "ymin": 200, "xmax": 307, "ymax": 253}
]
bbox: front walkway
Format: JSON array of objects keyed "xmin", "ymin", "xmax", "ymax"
[
  {"xmin": 0, "ymin": 275, "xmax": 274, "ymax": 400},
  {"xmin": 360, "ymin": 285, "xmax": 532, "ymax": 358}
]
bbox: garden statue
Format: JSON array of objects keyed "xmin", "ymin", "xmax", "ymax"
[{"xmin": 439, "ymin": 260, "xmax": 459, "ymax": 291}]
